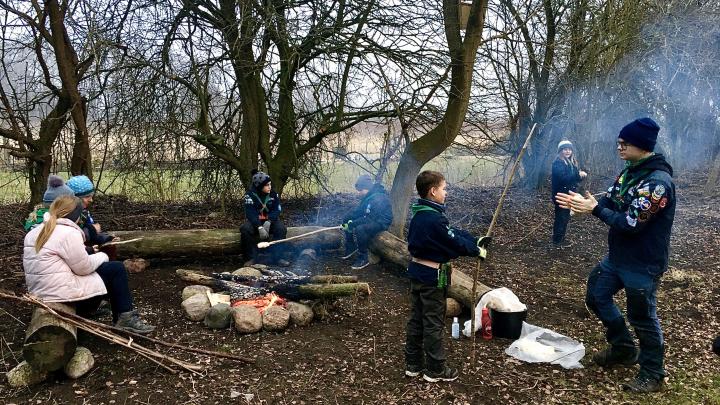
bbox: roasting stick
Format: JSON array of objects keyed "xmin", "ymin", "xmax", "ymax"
[
  {"xmin": 257, "ymin": 226, "xmax": 342, "ymax": 249},
  {"xmin": 470, "ymin": 123, "xmax": 537, "ymax": 364}
]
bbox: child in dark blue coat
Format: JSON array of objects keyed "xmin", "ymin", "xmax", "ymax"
[
  {"xmin": 404, "ymin": 170, "xmax": 490, "ymax": 383},
  {"xmin": 340, "ymin": 174, "xmax": 393, "ymax": 270},
  {"xmin": 550, "ymin": 140, "xmax": 586, "ymax": 246},
  {"xmin": 240, "ymin": 169, "xmax": 288, "ymax": 266}
]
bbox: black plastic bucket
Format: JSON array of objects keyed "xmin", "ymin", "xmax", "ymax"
[{"xmin": 489, "ymin": 308, "xmax": 527, "ymax": 340}]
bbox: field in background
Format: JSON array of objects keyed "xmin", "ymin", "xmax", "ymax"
[{"xmin": 0, "ymin": 155, "xmax": 505, "ymax": 204}]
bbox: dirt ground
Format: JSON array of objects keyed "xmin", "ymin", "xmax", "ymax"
[{"xmin": 1, "ymin": 174, "xmax": 718, "ymax": 404}]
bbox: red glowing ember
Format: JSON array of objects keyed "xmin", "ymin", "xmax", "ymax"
[{"xmin": 231, "ymin": 292, "xmax": 287, "ymax": 313}]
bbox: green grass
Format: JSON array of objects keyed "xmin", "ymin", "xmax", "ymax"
[{"xmin": 0, "ymin": 155, "xmax": 505, "ymax": 204}]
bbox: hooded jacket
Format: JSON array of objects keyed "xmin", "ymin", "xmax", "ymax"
[
  {"xmin": 23, "ymin": 218, "xmax": 109, "ymax": 302},
  {"xmin": 243, "ymin": 187, "xmax": 282, "ymax": 227},
  {"xmin": 406, "ymin": 198, "xmax": 480, "ymax": 285},
  {"xmin": 343, "ymin": 183, "xmax": 393, "ymax": 229},
  {"xmin": 592, "ymin": 154, "xmax": 676, "ymax": 275}
]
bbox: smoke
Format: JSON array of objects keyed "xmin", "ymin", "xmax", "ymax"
[{"xmin": 564, "ymin": 6, "xmax": 720, "ymax": 176}]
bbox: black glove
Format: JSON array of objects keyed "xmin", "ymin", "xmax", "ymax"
[{"xmin": 476, "ymin": 236, "xmax": 492, "ymax": 248}]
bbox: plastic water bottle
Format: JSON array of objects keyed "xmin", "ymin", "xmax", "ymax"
[{"xmin": 451, "ymin": 317, "xmax": 460, "ymax": 339}]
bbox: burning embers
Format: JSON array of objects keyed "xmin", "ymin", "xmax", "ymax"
[{"xmin": 231, "ymin": 292, "xmax": 287, "ymax": 313}]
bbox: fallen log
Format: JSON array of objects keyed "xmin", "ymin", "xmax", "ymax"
[
  {"xmin": 23, "ymin": 303, "xmax": 77, "ymax": 372},
  {"xmin": 176, "ymin": 269, "xmax": 370, "ymax": 300},
  {"xmin": 113, "ymin": 227, "xmax": 343, "ymax": 259}
]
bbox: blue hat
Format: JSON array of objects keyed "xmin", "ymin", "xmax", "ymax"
[
  {"xmin": 66, "ymin": 175, "xmax": 95, "ymax": 197},
  {"xmin": 43, "ymin": 175, "xmax": 75, "ymax": 203},
  {"xmin": 619, "ymin": 118, "xmax": 660, "ymax": 152},
  {"xmin": 251, "ymin": 169, "xmax": 271, "ymax": 189}
]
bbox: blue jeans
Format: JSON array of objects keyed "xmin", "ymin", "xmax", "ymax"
[{"xmin": 585, "ymin": 260, "xmax": 665, "ymax": 380}]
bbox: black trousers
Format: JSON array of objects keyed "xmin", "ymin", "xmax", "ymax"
[
  {"xmin": 552, "ymin": 204, "xmax": 571, "ymax": 244},
  {"xmin": 75, "ymin": 261, "xmax": 134, "ymax": 323},
  {"xmin": 344, "ymin": 221, "xmax": 386, "ymax": 254},
  {"xmin": 240, "ymin": 219, "xmax": 287, "ymax": 261},
  {"xmin": 405, "ymin": 280, "xmax": 447, "ymax": 373}
]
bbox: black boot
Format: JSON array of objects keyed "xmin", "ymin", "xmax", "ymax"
[
  {"xmin": 351, "ymin": 251, "xmax": 370, "ymax": 270},
  {"xmin": 592, "ymin": 345, "xmax": 639, "ymax": 367},
  {"xmin": 622, "ymin": 375, "xmax": 663, "ymax": 393}
]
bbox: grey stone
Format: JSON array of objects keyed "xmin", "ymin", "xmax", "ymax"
[
  {"xmin": 204, "ymin": 303, "xmax": 232, "ymax": 329},
  {"xmin": 6, "ymin": 361, "xmax": 48, "ymax": 387},
  {"xmin": 182, "ymin": 293, "xmax": 211, "ymax": 321},
  {"xmin": 231, "ymin": 305, "xmax": 262, "ymax": 334},
  {"xmin": 232, "ymin": 267, "xmax": 262, "ymax": 278},
  {"xmin": 63, "ymin": 347, "xmax": 94, "ymax": 379},
  {"xmin": 181, "ymin": 285, "xmax": 213, "ymax": 301},
  {"xmin": 287, "ymin": 302, "xmax": 314, "ymax": 326},
  {"xmin": 262, "ymin": 306, "xmax": 290, "ymax": 332}
]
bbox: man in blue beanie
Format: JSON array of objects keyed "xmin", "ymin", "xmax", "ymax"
[{"xmin": 556, "ymin": 117, "xmax": 675, "ymax": 393}]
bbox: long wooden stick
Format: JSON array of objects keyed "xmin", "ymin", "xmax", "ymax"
[
  {"xmin": 257, "ymin": 226, "xmax": 342, "ymax": 248},
  {"xmin": 470, "ymin": 123, "xmax": 537, "ymax": 363}
]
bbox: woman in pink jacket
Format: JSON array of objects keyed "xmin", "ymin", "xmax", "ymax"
[{"xmin": 23, "ymin": 195, "xmax": 154, "ymax": 334}]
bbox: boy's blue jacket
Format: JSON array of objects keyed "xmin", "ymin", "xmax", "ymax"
[
  {"xmin": 342, "ymin": 183, "xmax": 393, "ymax": 229},
  {"xmin": 407, "ymin": 198, "xmax": 480, "ymax": 285},
  {"xmin": 243, "ymin": 187, "xmax": 282, "ymax": 227}
]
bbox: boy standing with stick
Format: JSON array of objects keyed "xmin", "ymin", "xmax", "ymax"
[{"xmin": 404, "ymin": 170, "xmax": 490, "ymax": 382}]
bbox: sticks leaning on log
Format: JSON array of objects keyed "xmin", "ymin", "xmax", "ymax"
[{"xmin": 0, "ymin": 291, "xmax": 254, "ymax": 374}]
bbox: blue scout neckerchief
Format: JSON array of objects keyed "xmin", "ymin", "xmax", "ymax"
[{"xmin": 410, "ymin": 200, "xmax": 451, "ymax": 289}]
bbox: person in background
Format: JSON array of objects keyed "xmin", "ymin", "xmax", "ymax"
[
  {"xmin": 404, "ymin": 170, "xmax": 491, "ymax": 382},
  {"xmin": 66, "ymin": 175, "xmax": 118, "ymax": 260},
  {"xmin": 556, "ymin": 117, "xmax": 674, "ymax": 393},
  {"xmin": 24, "ymin": 175, "xmax": 75, "ymax": 231},
  {"xmin": 713, "ymin": 336, "xmax": 720, "ymax": 356},
  {"xmin": 240, "ymin": 169, "xmax": 289, "ymax": 266},
  {"xmin": 550, "ymin": 140, "xmax": 587, "ymax": 247},
  {"xmin": 341, "ymin": 174, "xmax": 393, "ymax": 270},
  {"xmin": 23, "ymin": 195, "xmax": 154, "ymax": 333}
]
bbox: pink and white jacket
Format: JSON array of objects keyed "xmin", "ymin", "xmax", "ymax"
[{"xmin": 23, "ymin": 218, "xmax": 108, "ymax": 302}]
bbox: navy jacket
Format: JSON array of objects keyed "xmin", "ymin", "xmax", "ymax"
[
  {"xmin": 343, "ymin": 183, "xmax": 393, "ymax": 229},
  {"xmin": 592, "ymin": 154, "xmax": 675, "ymax": 276},
  {"xmin": 243, "ymin": 188, "xmax": 282, "ymax": 227},
  {"xmin": 407, "ymin": 198, "xmax": 480, "ymax": 285},
  {"xmin": 551, "ymin": 157, "xmax": 581, "ymax": 204}
]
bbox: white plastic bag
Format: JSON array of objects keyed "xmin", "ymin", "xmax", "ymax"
[
  {"xmin": 505, "ymin": 322, "xmax": 585, "ymax": 369},
  {"xmin": 462, "ymin": 287, "xmax": 527, "ymax": 336}
]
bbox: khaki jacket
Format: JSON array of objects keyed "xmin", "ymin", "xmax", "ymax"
[{"xmin": 23, "ymin": 218, "xmax": 108, "ymax": 302}]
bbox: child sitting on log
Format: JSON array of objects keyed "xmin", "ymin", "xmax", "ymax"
[
  {"xmin": 23, "ymin": 195, "xmax": 154, "ymax": 333},
  {"xmin": 24, "ymin": 175, "xmax": 76, "ymax": 231},
  {"xmin": 404, "ymin": 170, "xmax": 490, "ymax": 383},
  {"xmin": 340, "ymin": 174, "xmax": 393, "ymax": 270},
  {"xmin": 66, "ymin": 175, "xmax": 118, "ymax": 260},
  {"xmin": 240, "ymin": 169, "xmax": 289, "ymax": 267}
]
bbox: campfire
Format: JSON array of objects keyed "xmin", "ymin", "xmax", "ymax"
[{"xmin": 177, "ymin": 263, "xmax": 370, "ymax": 334}]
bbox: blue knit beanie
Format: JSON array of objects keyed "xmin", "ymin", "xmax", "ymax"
[
  {"xmin": 619, "ymin": 118, "xmax": 660, "ymax": 152},
  {"xmin": 251, "ymin": 169, "xmax": 271, "ymax": 189},
  {"xmin": 43, "ymin": 175, "xmax": 75, "ymax": 203},
  {"xmin": 66, "ymin": 175, "xmax": 95, "ymax": 197}
]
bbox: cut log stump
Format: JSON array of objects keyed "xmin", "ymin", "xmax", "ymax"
[{"xmin": 23, "ymin": 303, "xmax": 77, "ymax": 372}]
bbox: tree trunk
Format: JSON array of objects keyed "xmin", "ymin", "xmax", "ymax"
[
  {"xmin": 23, "ymin": 303, "xmax": 77, "ymax": 372},
  {"xmin": 28, "ymin": 152, "xmax": 52, "ymax": 206},
  {"xmin": 70, "ymin": 96, "xmax": 92, "ymax": 176},
  {"xmin": 113, "ymin": 226, "xmax": 344, "ymax": 259},
  {"xmin": 388, "ymin": 0, "xmax": 489, "ymax": 235},
  {"xmin": 704, "ymin": 150, "xmax": 720, "ymax": 197}
]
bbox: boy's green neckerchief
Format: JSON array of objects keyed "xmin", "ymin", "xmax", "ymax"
[
  {"xmin": 614, "ymin": 153, "xmax": 655, "ymax": 207},
  {"xmin": 410, "ymin": 202, "xmax": 442, "ymax": 217}
]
